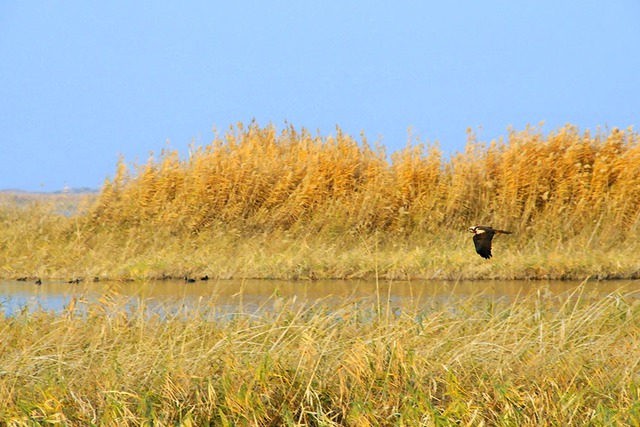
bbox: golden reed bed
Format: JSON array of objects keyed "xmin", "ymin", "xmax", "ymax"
[{"xmin": 1, "ymin": 122, "xmax": 639, "ymax": 281}]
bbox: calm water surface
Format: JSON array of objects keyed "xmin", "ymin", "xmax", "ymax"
[{"xmin": 1, "ymin": 278, "xmax": 639, "ymax": 316}]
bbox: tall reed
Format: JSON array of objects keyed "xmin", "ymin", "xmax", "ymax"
[
  {"xmin": 2, "ymin": 123, "xmax": 639, "ymax": 280},
  {"xmin": 88, "ymin": 123, "xmax": 640, "ymax": 241}
]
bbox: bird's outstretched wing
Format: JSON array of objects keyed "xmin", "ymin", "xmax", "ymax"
[{"xmin": 473, "ymin": 232, "xmax": 494, "ymax": 259}]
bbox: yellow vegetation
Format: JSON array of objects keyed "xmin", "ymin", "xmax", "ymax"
[
  {"xmin": 1, "ymin": 285, "xmax": 639, "ymax": 425},
  {"xmin": 90, "ymin": 123, "xmax": 640, "ymax": 239},
  {"xmin": 1, "ymin": 122, "xmax": 639, "ymax": 280}
]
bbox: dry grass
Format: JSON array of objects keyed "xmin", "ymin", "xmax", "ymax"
[
  {"xmin": 89, "ymin": 123, "xmax": 640, "ymax": 238},
  {"xmin": 1, "ymin": 283, "xmax": 640, "ymax": 425},
  {"xmin": 1, "ymin": 123, "xmax": 640, "ymax": 280}
]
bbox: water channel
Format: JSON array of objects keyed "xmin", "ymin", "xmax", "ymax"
[{"xmin": 2, "ymin": 278, "xmax": 639, "ymax": 317}]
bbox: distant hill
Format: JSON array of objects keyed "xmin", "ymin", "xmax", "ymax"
[
  {"xmin": 0, "ymin": 187, "xmax": 99, "ymax": 194},
  {"xmin": 52, "ymin": 187, "xmax": 99, "ymax": 194}
]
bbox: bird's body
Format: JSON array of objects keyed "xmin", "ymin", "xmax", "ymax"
[{"xmin": 468, "ymin": 225, "xmax": 512, "ymax": 259}]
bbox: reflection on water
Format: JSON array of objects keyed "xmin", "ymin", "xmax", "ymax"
[{"xmin": 1, "ymin": 278, "xmax": 640, "ymax": 317}]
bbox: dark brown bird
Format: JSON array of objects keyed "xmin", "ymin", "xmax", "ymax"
[{"xmin": 468, "ymin": 225, "xmax": 512, "ymax": 259}]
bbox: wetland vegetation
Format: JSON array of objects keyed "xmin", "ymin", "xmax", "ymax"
[
  {"xmin": 1, "ymin": 282, "xmax": 640, "ymax": 425},
  {"xmin": 1, "ymin": 123, "xmax": 640, "ymax": 425},
  {"xmin": 1, "ymin": 122, "xmax": 639, "ymax": 282}
]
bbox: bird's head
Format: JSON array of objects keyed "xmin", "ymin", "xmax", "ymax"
[{"xmin": 468, "ymin": 226, "xmax": 478, "ymax": 234}]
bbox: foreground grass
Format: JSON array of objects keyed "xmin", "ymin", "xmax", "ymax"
[{"xmin": 1, "ymin": 283, "xmax": 640, "ymax": 425}]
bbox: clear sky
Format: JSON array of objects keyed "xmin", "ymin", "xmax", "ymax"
[{"xmin": 1, "ymin": 2, "xmax": 639, "ymax": 192}]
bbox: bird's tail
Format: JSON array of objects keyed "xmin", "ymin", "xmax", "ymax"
[{"xmin": 495, "ymin": 229, "xmax": 513, "ymax": 235}]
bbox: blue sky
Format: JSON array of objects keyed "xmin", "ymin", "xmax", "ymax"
[{"xmin": 1, "ymin": 2, "xmax": 639, "ymax": 192}]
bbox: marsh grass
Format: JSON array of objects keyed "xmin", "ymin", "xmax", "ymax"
[
  {"xmin": 1, "ymin": 282, "xmax": 640, "ymax": 425},
  {"xmin": 1, "ymin": 123, "xmax": 640, "ymax": 280}
]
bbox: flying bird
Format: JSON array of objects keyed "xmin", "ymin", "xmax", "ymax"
[{"xmin": 468, "ymin": 225, "xmax": 512, "ymax": 259}]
